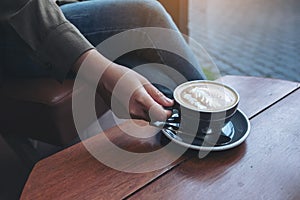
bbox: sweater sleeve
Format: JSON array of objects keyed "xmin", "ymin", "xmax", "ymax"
[{"xmin": 1, "ymin": 0, "xmax": 94, "ymax": 81}]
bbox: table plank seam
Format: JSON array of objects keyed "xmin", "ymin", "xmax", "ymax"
[
  {"xmin": 20, "ymin": 77, "xmax": 300, "ymax": 200},
  {"xmin": 249, "ymin": 86, "xmax": 300, "ymax": 120}
]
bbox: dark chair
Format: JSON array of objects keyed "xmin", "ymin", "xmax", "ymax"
[
  {"xmin": 0, "ymin": 75, "xmax": 108, "ymax": 147},
  {"xmin": 0, "ymin": 134, "xmax": 32, "ymax": 199}
]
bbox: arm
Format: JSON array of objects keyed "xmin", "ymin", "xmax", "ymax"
[
  {"xmin": 73, "ymin": 49, "xmax": 173, "ymax": 122},
  {"xmin": 1, "ymin": 0, "xmax": 93, "ymax": 81},
  {"xmin": 1, "ymin": 0, "xmax": 173, "ymax": 121}
]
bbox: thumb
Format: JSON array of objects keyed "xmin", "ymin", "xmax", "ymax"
[{"xmin": 148, "ymin": 102, "xmax": 172, "ymax": 124}]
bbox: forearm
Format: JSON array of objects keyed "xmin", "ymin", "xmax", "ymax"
[
  {"xmin": 72, "ymin": 49, "xmax": 135, "ymax": 97},
  {"xmin": 72, "ymin": 48, "xmax": 173, "ymax": 121},
  {"xmin": 72, "ymin": 49, "xmax": 113, "ymax": 88}
]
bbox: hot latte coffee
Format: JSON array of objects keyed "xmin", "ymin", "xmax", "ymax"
[
  {"xmin": 151, "ymin": 80, "xmax": 240, "ymax": 143},
  {"xmin": 174, "ymin": 81, "xmax": 238, "ymax": 112}
]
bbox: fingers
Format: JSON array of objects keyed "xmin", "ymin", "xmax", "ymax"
[
  {"xmin": 130, "ymin": 102, "xmax": 171, "ymax": 123},
  {"xmin": 130, "ymin": 88, "xmax": 172, "ymax": 122},
  {"xmin": 148, "ymin": 103, "xmax": 172, "ymax": 123},
  {"xmin": 143, "ymin": 83, "xmax": 174, "ymax": 107},
  {"xmin": 97, "ymin": 64, "xmax": 174, "ymax": 122}
]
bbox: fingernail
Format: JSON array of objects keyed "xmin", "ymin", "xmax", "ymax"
[{"xmin": 165, "ymin": 97, "xmax": 173, "ymax": 104}]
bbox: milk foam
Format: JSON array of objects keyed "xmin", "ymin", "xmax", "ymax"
[{"xmin": 175, "ymin": 82, "xmax": 237, "ymax": 112}]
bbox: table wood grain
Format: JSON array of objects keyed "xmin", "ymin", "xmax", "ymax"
[
  {"xmin": 129, "ymin": 83, "xmax": 300, "ymax": 200},
  {"xmin": 20, "ymin": 76, "xmax": 300, "ymax": 200},
  {"xmin": 20, "ymin": 121, "xmax": 188, "ymax": 200},
  {"xmin": 218, "ymin": 75, "xmax": 299, "ymax": 118}
]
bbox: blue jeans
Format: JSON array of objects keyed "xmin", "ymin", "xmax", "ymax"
[{"xmin": 2, "ymin": 0, "xmax": 205, "ymax": 89}]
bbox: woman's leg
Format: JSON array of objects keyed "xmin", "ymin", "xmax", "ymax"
[
  {"xmin": 61, "ymin": 0, "xmax": 206, "ymax": 90},
  {"xmin": 1, "ymin": 0, "xmax": 205, "ymax": 84}
]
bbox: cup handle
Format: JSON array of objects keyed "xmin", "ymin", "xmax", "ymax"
[{"xmin": 150, "ymin": 83, "xmax": 179, "ymax": 128}]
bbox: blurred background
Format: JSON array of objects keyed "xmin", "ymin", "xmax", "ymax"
[{"xmin": 188, "ymin": 0, "xmax": 300, "ymax": 81}]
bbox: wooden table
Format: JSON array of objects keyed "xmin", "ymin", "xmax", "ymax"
[{"xmin": 21, "ymin": 76, "xmax": 300, "ymax": 200}]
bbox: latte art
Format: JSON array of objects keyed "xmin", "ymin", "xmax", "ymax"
[
  {"xmin": 174, "ymin": 81, "xmax": 238, "ymax": 112},
  {"xmin": 181, "ymin": 86, "xmax": 234, "ymax": 110}
]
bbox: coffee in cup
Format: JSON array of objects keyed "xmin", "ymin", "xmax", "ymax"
[{"xmin": 174, "ymin": 80, "xmax": 238, "ymax": 113}]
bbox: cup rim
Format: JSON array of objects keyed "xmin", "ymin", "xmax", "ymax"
[{"xmin": 173, "ymin": 80, "xmax": 240, "ymax": 113}]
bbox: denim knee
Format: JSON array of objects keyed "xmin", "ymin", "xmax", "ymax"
[
  {"xmin": 123, "ymin": 0, "xmax": 175, "ymax": 29},
  {"xmin": 134, "ymin": 0, "xmax": 166, "ymax": 15}
]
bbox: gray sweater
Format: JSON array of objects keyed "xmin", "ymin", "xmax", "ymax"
[{"xmin": 0, "ymin": 0, "xmax": 93, "ymax": 81}]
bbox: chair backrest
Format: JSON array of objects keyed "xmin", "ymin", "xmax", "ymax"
[
  {"xmin": 0, "ymin": 23, "xmax": 3, "ymax": 87},
  {"xmin": 0, "ymin": 134, "xmax": 28, "ymax": 199},
  {"xmin": 0, "ymin": 65, "xmax": 3, "ymax": 87}
]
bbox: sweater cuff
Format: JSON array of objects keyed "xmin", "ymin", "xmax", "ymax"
[{"xmin": 37, "ymin": 22, "xmax": 94, "ymax": 82}]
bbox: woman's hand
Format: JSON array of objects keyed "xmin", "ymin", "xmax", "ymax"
[
  {"xmin": 74, "ymin": 49, "xmax": 174, "ymax": 122},
  {"xmin": 99, "ymin": 63, "xmax": 174, "ymax": 122}
]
